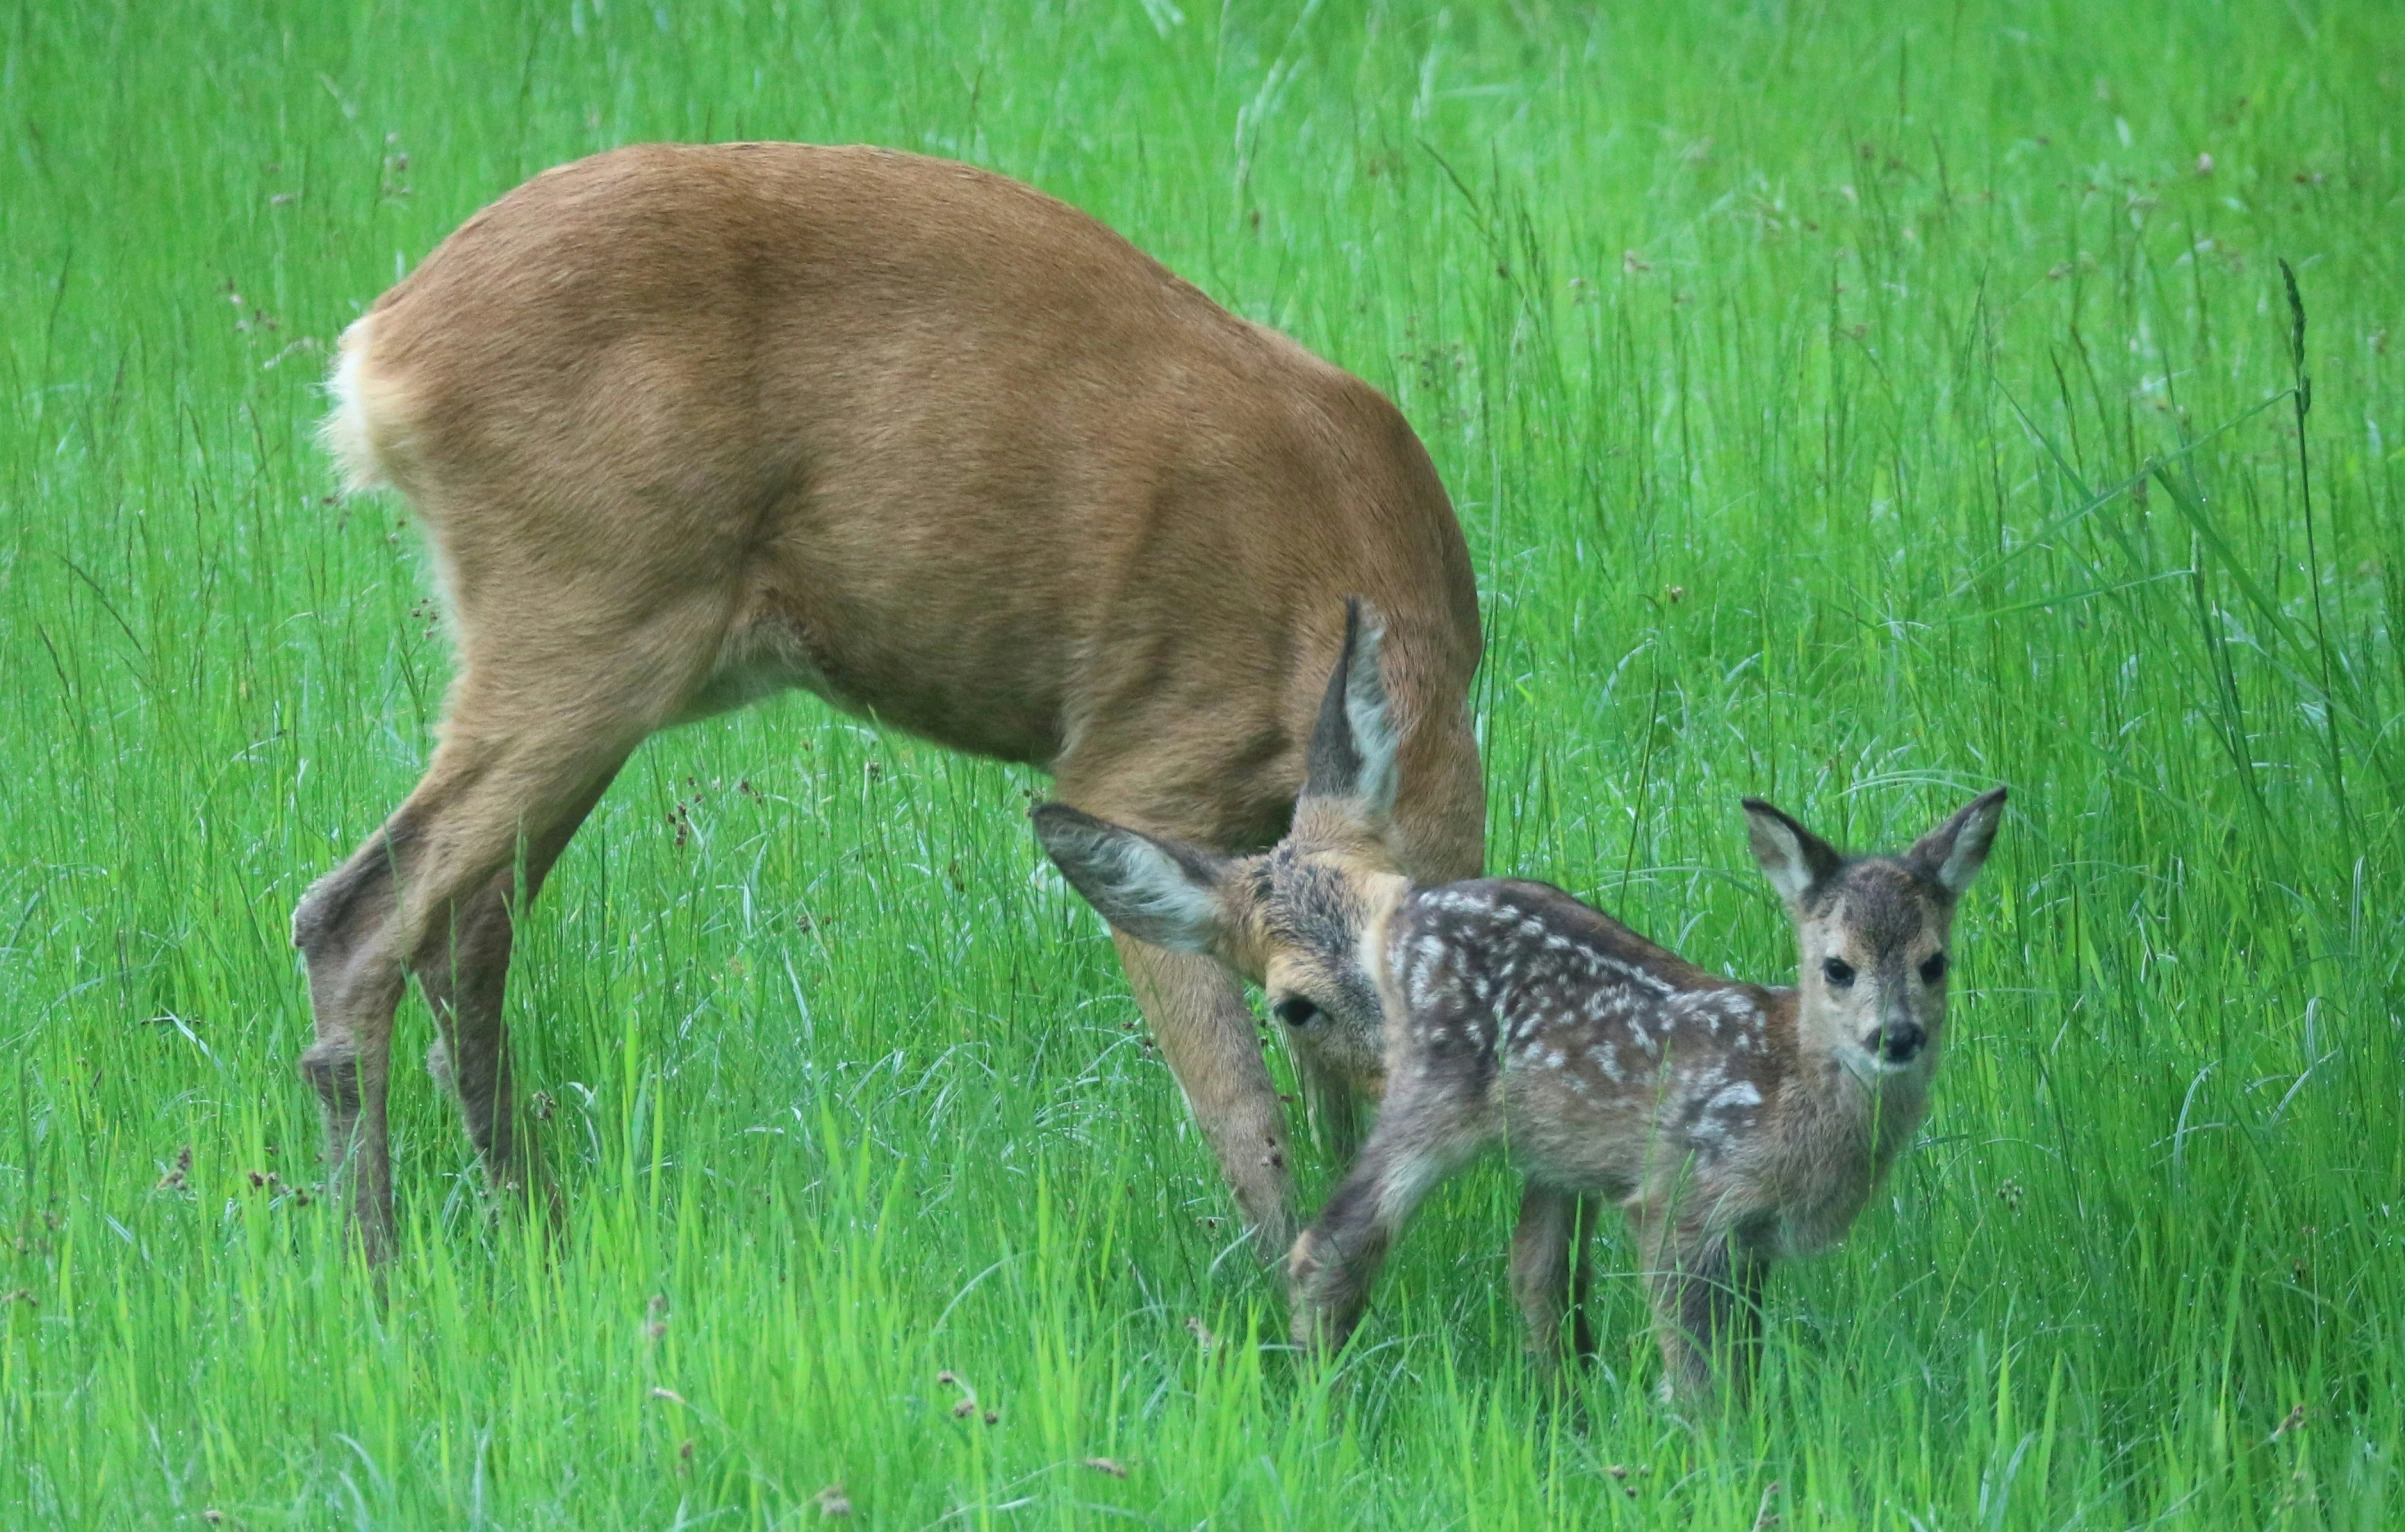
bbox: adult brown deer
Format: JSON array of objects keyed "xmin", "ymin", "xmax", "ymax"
[
  {"xmin": 1035, "ymin": 610, "xmax": 2004, "ymax": 1402},
  {"xmin": 299, "ymin": 142, "xmax": 1484, "ymax": 1264}
]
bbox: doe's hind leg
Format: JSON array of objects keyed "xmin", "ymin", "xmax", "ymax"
[
  {"xmin": 294, "ymin": 612, "xmax": 701, "ymax": 1260},
  {"xmin": 292, "ymin": 825, "xmax": 412, "ymax": 1263},
  {"xmin": 412, "ymin": 769, "xmax": 615, "ymax": 1219}
]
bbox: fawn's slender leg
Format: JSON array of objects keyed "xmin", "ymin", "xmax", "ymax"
[
  {"xmin": 1630, "ymin": 1208, "xmax": 1768, "ymax": 1406},
  {"xmin": 412, "ymin": 769, "xmax": 616, "ymax": 1219},
  {"xmin": 1287, "ymin": 1068, "xmax": 1489, "ymax": 1353},
  {"xmin": 1511, "ymin": 1184, "xmax": 1600, "ymax": 1371}
]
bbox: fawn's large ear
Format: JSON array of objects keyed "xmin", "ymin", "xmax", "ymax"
[
  {"xmin": 1906, "ymin": 786, "xmax": 2007, "ymax": 898},
  {"xmin": 1031, "ymin": 804, "xmax": 1232, "ymax": 953},
  {"xmin": 1743, "ymin": 797, "xmax": 1845, "ymax": 910},
  {"xmin": 1301, "ymin": 597, "xmax": 1400, "ymax": 821}
]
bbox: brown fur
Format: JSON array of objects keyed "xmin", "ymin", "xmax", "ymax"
[
  {"xmin": 299, "ymin": 144, "xmax": 1484, "ymax": 1263},
  {"xmin": 1034, "ymin": 629, "xmax": 2005, "ymax": 1404}
]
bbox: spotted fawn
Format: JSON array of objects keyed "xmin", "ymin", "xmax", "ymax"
[{"xmin": 1033, "ymin": 602, "xmax": 2006, "ymax": 1401}]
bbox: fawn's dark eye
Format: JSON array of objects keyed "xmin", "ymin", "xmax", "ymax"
[
  {"xmin": 1821, "ymin": 958, "xmax": 1856, "ymax": 989},
  {"xmin": 1920, "ymin": 952, "xmax": 1948, "ymax": 984},
  {"xmin": 1273, "ymin": 996, "xmax": 1322, "ymax": 1028}
]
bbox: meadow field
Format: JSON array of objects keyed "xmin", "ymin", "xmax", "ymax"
[{"xmin": 4, "ymin": 1, "xmax": 2402, "ymax": 1525}]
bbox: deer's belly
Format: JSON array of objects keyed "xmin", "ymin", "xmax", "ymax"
[{"xmin": 689, "ymin": 593, "xmax": 1068, "ymax": 765}]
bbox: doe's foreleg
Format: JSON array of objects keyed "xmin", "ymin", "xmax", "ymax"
[{"xmin": 1112, "ymin": 933, "xmax": 1299, "ymax": 1260}]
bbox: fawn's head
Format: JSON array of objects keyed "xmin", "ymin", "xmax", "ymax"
[
  {"xmin": 1032, "ymin": 601, "xmax": 1409, "ymax": 1089},
  {"xmin": 1742, "ymin": 789, "xmax": 2007, "ymax": 1078}
]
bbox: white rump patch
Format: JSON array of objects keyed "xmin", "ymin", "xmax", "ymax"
[{"xmin": 320, "ymin": 316, "xmax": 391, "ymax": 495}]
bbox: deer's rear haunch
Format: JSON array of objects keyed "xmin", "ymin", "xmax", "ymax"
[
  {"xmin": 298, "ymin": 142, "xmax": 1484, "ymax": 1263},
  {"xmin": 1036, "ymin": 608, "xmax": 2005, "ymax": 1401}
]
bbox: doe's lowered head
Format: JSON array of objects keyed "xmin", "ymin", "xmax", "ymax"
[{"xmin": 1742, "ymin": 787, "xmax": 2007, "ymax": 1074}]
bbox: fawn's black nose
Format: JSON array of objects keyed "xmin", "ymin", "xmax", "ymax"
[{"xmin": 1878, "ymin": 1021, "xmax": 1927, "ymax": 1064}]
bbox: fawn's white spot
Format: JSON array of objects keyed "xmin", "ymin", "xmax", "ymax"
[
  {"xmin": 1429, "ymin": 889, "xmax": 1500, "ymax": 921},
  {"xmin": 1706, "ymin": 1081, "xmax": 1763, "ymax": 1112}
]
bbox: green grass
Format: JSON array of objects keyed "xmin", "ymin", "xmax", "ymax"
[{"xmin": 5, "ymin": 0, "xmax": 2403, "ymax": 1525}]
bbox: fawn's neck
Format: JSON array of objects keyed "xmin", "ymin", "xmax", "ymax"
[{"xmin": 1761, "ymin": 990, "xmax": 1935, "ymax": 1247}]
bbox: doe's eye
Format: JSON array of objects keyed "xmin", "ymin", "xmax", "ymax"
[
  {"xmin": 1920, "ymin": 952, "xmax": 1949, "ymax": 984},
  {"xmin": 1821, "ymin": 958, "xmax": 1857, "ymax": 989},
  {"xmin": 1272, "ymin": 996, "xmax": 1322, "ymax": 1028}
]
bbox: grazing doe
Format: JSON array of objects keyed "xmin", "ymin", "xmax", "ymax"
[
  {"xmin": 1034, "ymin": 604, "xmax": 2005, "ymax": 1401},
  {"xmin": 300, "ymin": 143, "xmax": 1484, "ymax": 1263}
]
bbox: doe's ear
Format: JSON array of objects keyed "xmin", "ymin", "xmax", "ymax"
[
  {"xmin": 1302, "ymin": 597, "xmax": 1400, "ymax": 820},
  {"xmin": 1031, "ymin": 803, "xmax": 1231, "ymax": 954},
  {"xmin": 1742, "ymin": 797, "xmax": 1844, "ymax": 910},
  {"xmin": 1906, "ymin": 786, "xmax": 2007, "ymax": 898}
]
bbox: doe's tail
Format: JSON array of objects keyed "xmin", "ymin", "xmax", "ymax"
[{"xmin": 320, "ymin": 314, "xmax": 394, "ymax": 495}]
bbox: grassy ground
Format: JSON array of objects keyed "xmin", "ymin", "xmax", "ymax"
[{"xmin": 5, "ymin": 0, "xmax": 2402, "ymax": 1525}]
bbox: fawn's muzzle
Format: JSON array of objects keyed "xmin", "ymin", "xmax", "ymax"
[{"xmin": 1877, "ymin": 1021, "xmax": 1927, "ymax": 1065}]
